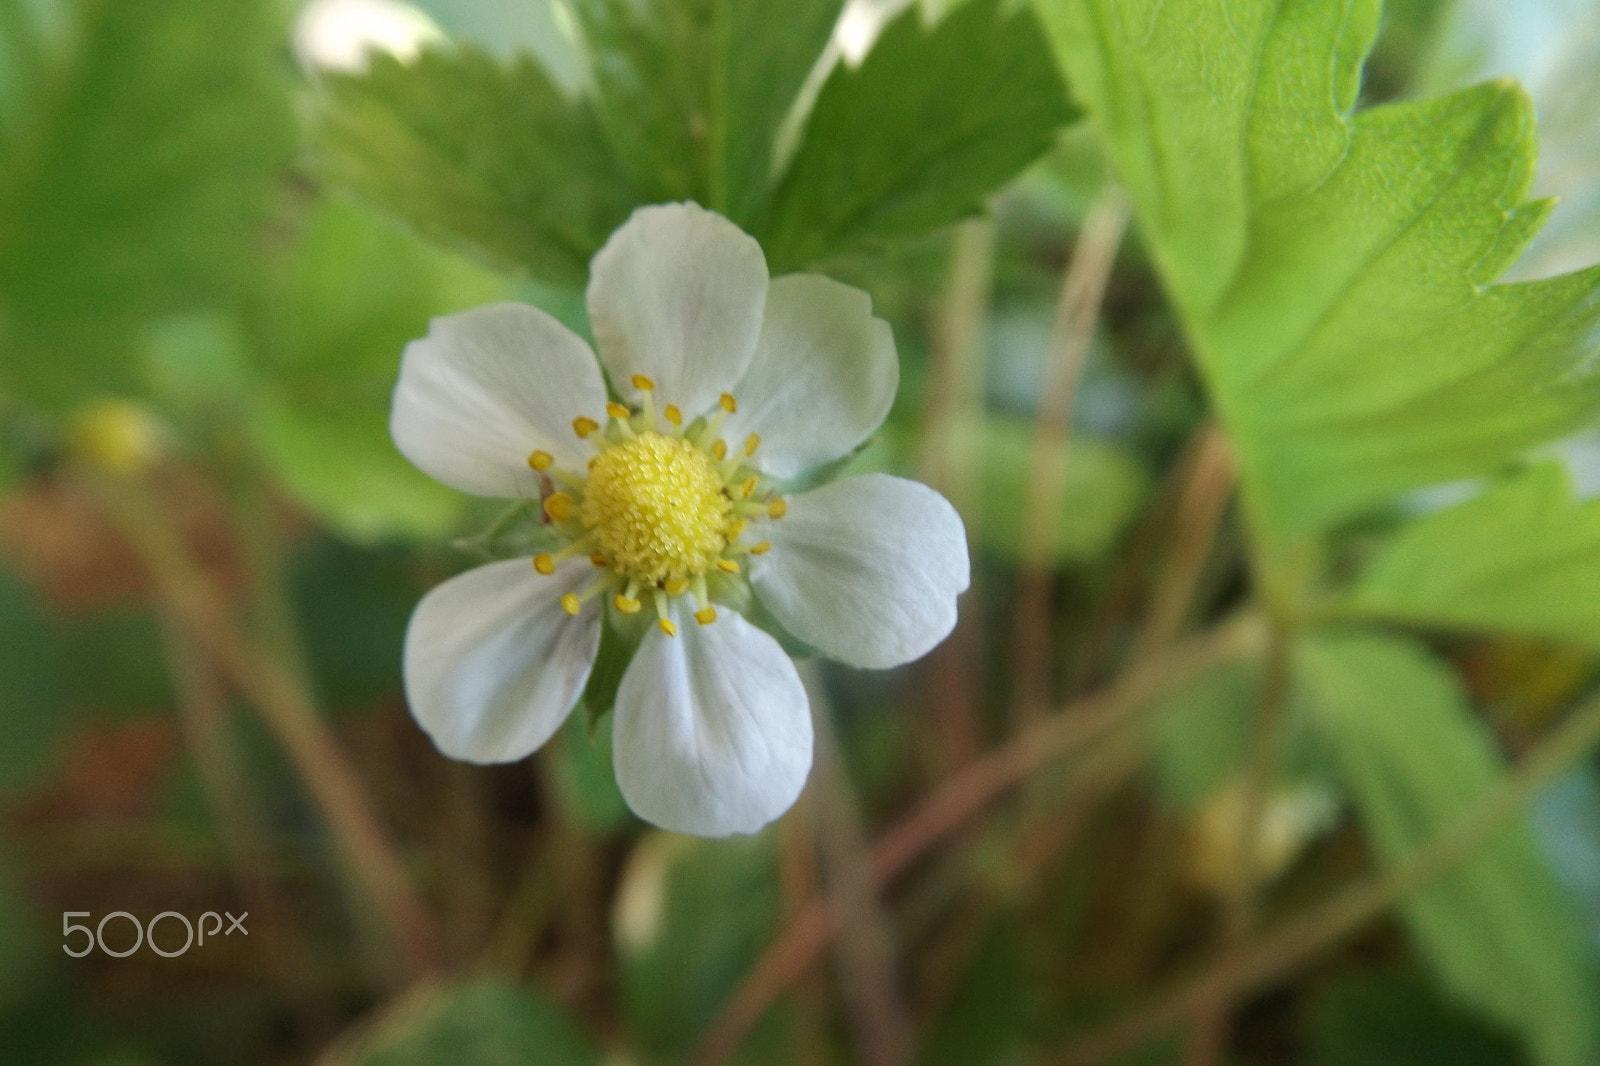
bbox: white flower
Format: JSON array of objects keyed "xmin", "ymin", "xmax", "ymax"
[{"xmin": 393, "ymin": 203, "xmax": 970, "ymax": 837}]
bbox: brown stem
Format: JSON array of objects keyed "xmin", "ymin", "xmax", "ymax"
[
  {"xmin": 690, "ymin": 614, "xmax": 1264, "ymax": 1066},
  {"xmin": 97, "ymin": 474, "xmax": 439, "ymax": 981},
  {"xmin": 1013, "ymin": 191, "xmax": 1131, "ymax": 718},
  {"xmin": 1053, "ymin": 684, "xmax": 1600, "ymax": 1065}
]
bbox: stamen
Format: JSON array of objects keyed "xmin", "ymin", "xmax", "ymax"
[
  {"xmin": 527, "ymin": 449, "xmax": 553, "ymax": 470},
  {"xmin": 744, "ymin": 433, "xmax": 760, "ymax": 456},
  {"xmin": 663, "ymin": 576, "xmax": 689, "ymax": 596},
  {"xmin": 739, "ymin": 475, "xmax": 758, "ymax": 499},
  {"xmin": 716, "ymin": 559, "xmax": 740, "ymax": 575},
  {"xmin": 572, "ymin": 416, "xmax": 600, "ymax": 439},
  {"xmin": 711, "ymin": 439, "xmax": 727, "ymax": 461},
  {"xmin": 544, "ymin": 492, "xmax": 574, "ymax": 522},
  {"xmin": 653, "ymin": 590, "xmax": 676, "ymax": 637},
  {"xmin": 561, "ymin": 593, "xmax": 581, "ymax": 615},
  {"xmin": 694, "ymin": 605, "xmax": 717, "ymax": 626},
  {"xmin": 590, "ymin": 552, "xmax": 609, "ymax": 567},
  {"xmin": 535, "ymin": 536, "xmax": 594, "ymax": 574},
  {"xmin": 768, "ymin": 498, "xmax": 788, "ymax": 519},
  {"xmin": 615, "ymin": 578, "xmax": 642, "ymax": 613},
  {"xmin": 605, "ymin": 401, "xmax": 637, "ymax": 440},
  {"xmin": 631, "ymin": 377, "xmax": 657, "ymax": 432},
  {"xmin": 663, "ymin": 404, "xmax": 683, "ymax": 428},
  {"xmin": 566, "ymin": 573, "xmax": 615, "ymax": 614},
  {"xmin": 533, "ymin": 553, "xmax": 554, "ymax": 574},
  {"xmin": 720, "ymin": 393, "xmax": 737, "ymax": 413},
  {"xmin": 750, "ymin": 540, "xmax": 772, "ymax": 555},
  {"xmin": 725, "ymin": 517, "xmax": 748, "ymax": 541},
  {"xmin": 630, "ymin": 374, "xmax": 656, "ymax": 391}
]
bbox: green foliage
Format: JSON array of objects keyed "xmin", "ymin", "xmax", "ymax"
[
  {"xmin": 1148, "ymin": 660, "xmax": 1262, "ymax": 811},
  {"xmin": 618, "ymin": 834, "xmax": 782, "ymax": 1057},
  {"xmin": 0, "ymin": 567, "xmax": 63, "ymax": 798},
  {"xmin": 1037, "ymin": 0, "xmax": 1600, "ymax": 539},
  {"xmin": 319, "ymin": 47, "xmax": 635, "ymax": 286},
  {"xmin": 571, "ymin": 0, "xmax": 844, "ymax": 225},
  {"xmin": 920, "ymin": 915, "xmax": 1033, "ymax": 1066},
  {"xmin": 344, "ymin": 978, "xmax": 598, "ymax": 1065},
  {"xmin": 1299, "ymin": 632, "xmax": 1598, "ymax": 1066},
  {"xmin": 251, "ymin": 197, "xmax": 505, "ymax": 542},
  {"xmin": 1306, "ymin": 969, "xmax": 1523, "ymax": 1066},
  {"xmin": 758, "ymin": 0, "xmax": 1075, "ymax": 271},
  {"xmin": 0, "ymin": 0, "xmax": 293, "ymax": 409},
  {"xmin": 1349, "ymin": 463, "xmax": 1600, "ymax": 650},
  {"xmin": 317, "ymin": 0, "xmax": 1073, "ymax": 281},
  {"xmin": 550, "ymin": 713, "xmax": 629, "ymax": 832}
]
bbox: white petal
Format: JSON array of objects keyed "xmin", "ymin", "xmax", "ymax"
[
  {"xmin": 391, "ymin": 303, "xmax": 607, "ymax": 497},
  {"xmin": 612, "ymin": 604, "xmax": 812, "ymax": 837},
  {"xmin": 586, "ymin": 203, "xmax": 768, "ymax": 417},
  {"xmin": 751, "ymin": 474, "xmax": 970, "ymax": 670},
  {"xmin": 403, "ymin": 556, "xmax": 600, "ymax": 763},
  {"xmin": 722, "ymin": 275, "xmax": 897, "ymax": 479}
]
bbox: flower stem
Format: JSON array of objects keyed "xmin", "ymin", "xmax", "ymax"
[
  {"xmin": 94, "ymin": 473, "xmax": 439, "ymax": 982},
  {"xmin": 1052, "ymin": 682, "xmax": 1600, "ymax": 1065}
]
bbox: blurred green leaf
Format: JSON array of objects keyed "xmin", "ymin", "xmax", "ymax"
[
  {"xmin": 342, "ymin": 977, "xmax": 598, "ymax": 1066},
  {"xmin": 962, "ymin": 417, "xmax": 1147, "ymax": 565},
  {"xmin": 0, "ymin": 566, "xmax": 63, "ymax": 797},
  {"xmin": 1149, "ymin": 660, "xmax": 1261, "ymax": 811},
  {"xmin": 292, "ymin": 539, "xmax": 421, "ymax": 711},
  {"xmin": 318, "ymin": 47, "xmax": 636, "ymax": 286},
  {"xmin": 0, "ymin": 0, "xmax": 293, "ymax": 409},
  {"xmin": 251, "ymin": 197, "xmax": 504, "ymax": 542},
  {"xmin": 1348, "ymin": 463, "xmax": 1600, "ymax": 652},
  {"xmin": 1307, "ymin": 968, "xmax": 1523, "ymax": 1066},
  {"xmin": 550, "ymin": 712, "xmax": 628, "ymax": 832},
  {"xmin": 572, "ymin": 0, "xmax": 844, "ymax": 226},
  {"xmin": 759, "ymin": 0, "xmax": 1074, "ymax": 271},
  {"xmin": 618, "ymin": 833, "xmax": 781, "ymax": 1056},
  {"xmin": 0, "ymin": 852, "xmax": 41, "ymax": 1009},
  {"xmin": 920, "ymin": 915, "xmax": 1032, "ymax": 1066},
  {"xmin": 1299, "ymin": 631, "xmax": 1598, "ymax": 1066},
  {"xmin": 1038, "ymin": 0, "xmax": 1600, "ymax": 538}
]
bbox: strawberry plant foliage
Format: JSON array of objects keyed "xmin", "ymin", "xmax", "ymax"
[{"xmin": 1037, "ymin": 0, "xmax": 1600, "ymax": 544}]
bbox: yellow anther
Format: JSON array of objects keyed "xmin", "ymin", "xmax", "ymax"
[
  {"xmin": 694, "ymin": 605, "xmax": 717, "ymax": 626},
  {"xmin": 711, "ymin": 439, "xmax": 728, "ymax": 461},
  {"xmin": 720, "ymin": 393, "xmax": 737, "ymax": 413},
  {"xmin": 739, "ymin": 475, "xmax": 758, "ymax": 499},
  {"xmin": 527, "ymin": 449, "xmax": 554, "ymax": 471},
  {"xmin": 745, "ymin": 434, "xmax": 761, "ymax": 457},
  {"xmin": 587, "ymin": 456, "xmax": 599, "ymax": 470},
  {"xmin": 725, "ymin": 517, "xmax": 748, "ymax": 539},
  {"xmin": 544, "ymin": 492, "xmax": 574, "ymax": 522},
  {"xmin": 614, "ymin": 595, "xmax": 642, "ymax": 614},
  {"xmin": 533, "ymin": 553, "xmax": 555, "ymax": 575},
  {"xmin": 750, "ymin": 540, "xmax": 772, "ymax": 555},
  {"xmin": 573, "ymin": 416, "xmax": 600, "ymax": 438},
  {"xmin": 658, "ymin": 617, "xmax": 678, "ymax": 637},
  {"xmin": 717, "ymin": 559, "xmax": 741, "ymax": 575},
  {"xmin": 768, "ymin": 498, "xmax": 788, "ymax": 519},
  {"xmin": 561, "ymin": 593, "xmax": 581, "ymax": 616},
  {"xmin": 606, "ymin": 401, "xmax": 632, "ymax": 421},
  {"xmin": 630, "ymin": 374, "xmax": 655, "ymax": 391},
  {"xmin": 663, "ymin": 577, "xmax": 689, "ymax": 596},
  {"xmin": 664, "ymin": 404, "xmax": 682, "ymax": 427},
  {"xmin": 590, "ymin": 552, "xmax": 609, "ymax": 567}
]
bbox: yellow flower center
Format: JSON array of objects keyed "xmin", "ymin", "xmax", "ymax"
[
  {"xmin": 528, "ymin": 381, "xmax": 784, "ymax": 637},
  {"xmin": 581, "ymin": 432, "xmax": 731, "ymax": 583}
]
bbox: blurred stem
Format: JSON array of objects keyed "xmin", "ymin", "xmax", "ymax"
[
  {"xmin": 803, "ymin": 664, "xmax": 913, "ymax": 1066},
  {"xmin": 1054, "ymin": 682, "xmax": 1600, "ymax": 1065},
  {"xmin": 1181, "ymin": 618, "xmax": 1290, "ymax": 1066},
  {"xmin": 691, "ymin": 612, "xmax": 1265, "ymax": 1066},
  {"xmin": 919, "ymin": 217, "xmax": 996, "ymax": 769},
  {"xmin": 1013, "ymin": 190, "xmax": 1130, "ymax": 719},
  {"xmin": 95, "ymin": 473, "xmax": 439, "ymax": 982},
  {"xmin": 1125, "ymin": 424, "xmax": 1236, "ymax": 664}
]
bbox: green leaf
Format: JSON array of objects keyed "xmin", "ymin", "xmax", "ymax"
[
  {"xmin": 0, "ymin": 567, "xmax": 62, "ymax": 797},
  {"xmin": 318, "ymin": 47, "xmax": 636, "ymax": 286},
  {"xmin": 550, "ymin": 712, "xmax": 629, "ymax": 832},
  {"xmin": 342, "ymin": 978, "xmax": 598, "ymax": 1066},
  {"xmin": 0, "ymin": 0, "xmax": 294, "ymax": 408},
  {"xmin": 1307, "ymin": 969, "xmax": 1523, "ymax": 1066},
  {"xmin": 1298, "ymin": 631, "xmax": 1598, "ymax": 1066},
  {"xmin": 760, "ymin": 0, "xmax": 1074, "ymax": 271},
  {"xmin": 571, "ymin": 0, "xmax": 845, "ymax": 226},
  {"xmin": 1149, "ymin": 660, "xmax": 1262, "ymax": 811},
  {"xmin": 250, "ymin": 197, "xmax": 504, "ymax": 542},
  {"xmin": 1347, "ymin": 462, "xmax": 1600, "ymax": 650},
  {"xmin": 1037, "ymin": 0, "xmax": 1600, "ymax": 537}
]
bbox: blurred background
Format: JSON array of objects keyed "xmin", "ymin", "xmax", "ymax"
[{"xmin": 2, "ymin": 0, "xmax": 1600, "ymax": 1063}]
